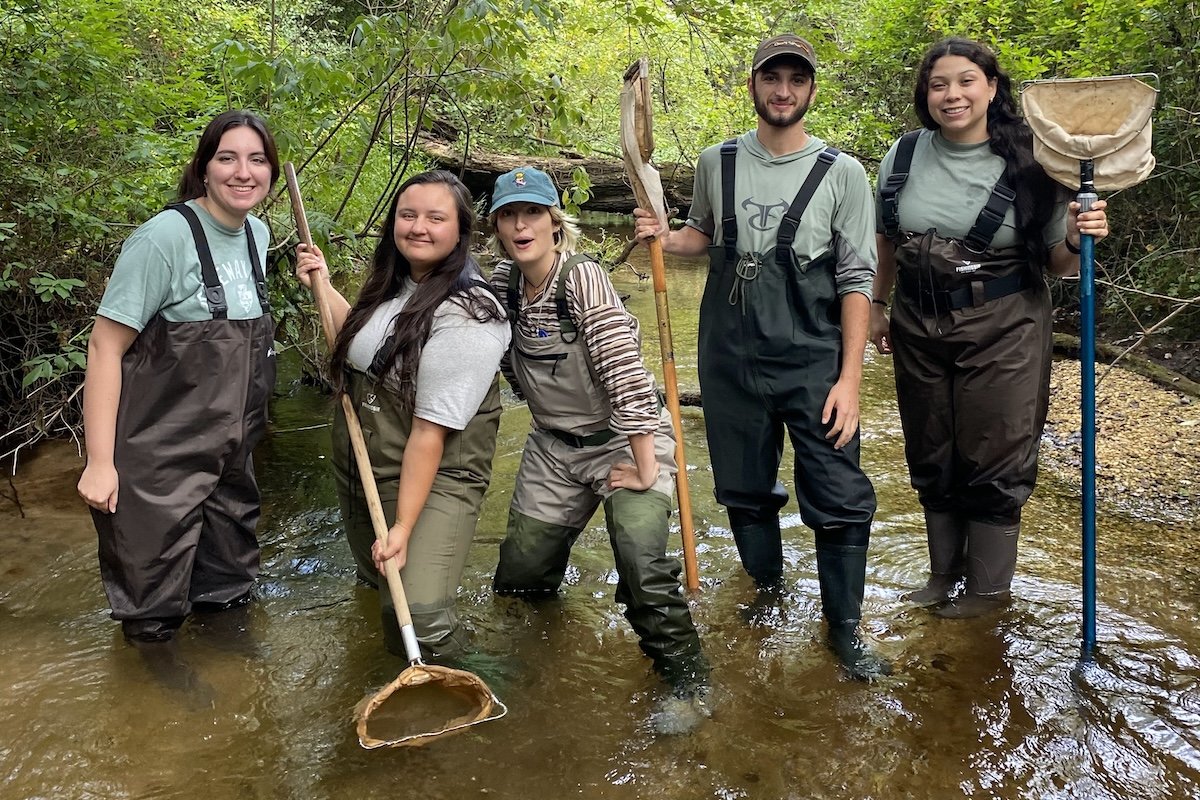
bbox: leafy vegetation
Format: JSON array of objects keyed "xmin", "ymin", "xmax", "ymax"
[{"xmin": 2, "ymin": 0, "xmax": 1196, "ymax": 463}]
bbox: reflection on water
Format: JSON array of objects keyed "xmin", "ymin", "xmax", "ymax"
[{"xmin": 3, "ymin": 237, "xmax": 1199, "ymax": 799}]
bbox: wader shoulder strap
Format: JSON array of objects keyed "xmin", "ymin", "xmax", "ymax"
[
  {"xmin": 719, "ymin": 138, "xmax": 738, "ymax": 261},
  {"xmin": 168, "ymin": 203, "xmax": 227, "ymax": 319},
  {"xmin": 878, "ymin": 130, "xmax": 1017, "ymax": 253},
  {"xmin": 504, "ymin": 260, "xmax": 521, "ymax": 323},
  {"xmin": 774, "ymin": 146, "xmax": 840, "ymax": 267},
  {"xmin": 168, "ymin": 204, "xmax": 271, "ymax": 316},
  {"xmin": 242, "ymin": 219, "xmax": 270, "ymax": 313},
  {"xmin": 962, "ymin": 181, "xmax": 1017, "ymax": 254},
  {"xmin": 880, "ymin": 129, "xmax": 921, "ymax": 240},
  {"xmin": 553, "ymin": 252, "xmax": 597, "ymax": 343}
]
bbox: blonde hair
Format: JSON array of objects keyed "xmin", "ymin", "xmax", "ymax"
[{"xmin": 487, "ymin": 204, "xmax": 582, "ymax": 260}]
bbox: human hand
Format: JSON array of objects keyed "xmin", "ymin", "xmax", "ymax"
[
  {"xmin": 372, "ymin": 522, "xmax": 410, "ymax": 573},
  {"xmin": 78, "ymin": 462, "xmax": 119, "ymax": 513},
  {"xmin": 822, "ymin": 379, "xmax": 861, "ymax": 450},
  {"xmin": 608, "ymin": 461, "xmax": 658, "ymax": 492},
  {"xmin": 1067, "ymin": 199, "xmax": 1110, "ymax": 248},
  {"xmin": 869, "ymin": 304, "xmax": 892, "ymax": 355},
  {"xmin": 632, "ymin": 207, "xmax": 666, "ymax": 244},
  {"xmin": 295, "ymin": 243, "xmax": 329, "ymax": 290}
]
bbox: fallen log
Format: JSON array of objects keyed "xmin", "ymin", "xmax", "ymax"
[{"xmin": 417, "ymin": 135, "xmax": 695, "ymax": 216}]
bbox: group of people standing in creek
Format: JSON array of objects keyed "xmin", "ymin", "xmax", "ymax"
[{"xmin": 77, "ymin": 32, "xmax": 1111, "ymax": 729}]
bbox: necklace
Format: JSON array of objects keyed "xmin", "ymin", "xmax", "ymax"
[{"xmin": 522, "ymin": 255, "xmax": 558, "ymax": 301}]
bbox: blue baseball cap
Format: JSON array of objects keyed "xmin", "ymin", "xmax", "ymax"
[{"xmin": 489, "ymin": 166, "xmax": 560, "ymax": 213}]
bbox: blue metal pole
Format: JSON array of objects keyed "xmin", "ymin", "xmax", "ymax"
[{"xmin": 1078, "ymin": 159, "xmax": 1098, "ymax": 661}]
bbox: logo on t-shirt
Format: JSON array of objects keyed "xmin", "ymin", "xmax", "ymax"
[{"xmin": 742, "ymin": 198, "xmax": 790, "ymax": 231}]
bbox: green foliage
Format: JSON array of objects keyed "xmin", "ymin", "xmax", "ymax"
[{"xmin": 2, "ymin": 0, "xmax": 1197, "ymax": 456}]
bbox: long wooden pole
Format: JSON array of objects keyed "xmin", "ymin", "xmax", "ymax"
[
  {"xmin": 283, "ymin": 163, "xmax": 421, "ymax": 662},
  {"xmin": 620, "ymin": 59, "xmax": 699, "ymax": 591}
]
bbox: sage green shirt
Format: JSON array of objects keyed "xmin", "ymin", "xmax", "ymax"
[
  {"xmin": 98, "ymin": 200, "xmax": 270, "ymax": 331},
  {"xmin": 686, "ymin": 131, "xmax": 877, "ymax": 298},
  {"xmin": 875, "ymin": 128, "xmax": 1066, "ymax": 248}
]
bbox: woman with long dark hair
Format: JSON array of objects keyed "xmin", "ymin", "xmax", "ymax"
[
  {"xmin": 78, "ymin": 110, "xmax": 280, "ymax": 643},
  {"xmin": 870, "ymin": 38, "xmax": 1111, "ymax": 617},
  {"xmin": 296, "ymin": 170, "xmax": 509, "ymax": 657}
]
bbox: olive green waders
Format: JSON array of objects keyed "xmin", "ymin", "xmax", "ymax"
[{"xmin": 333, "ymin": 369, "xmax": 502, "ymax": 659}]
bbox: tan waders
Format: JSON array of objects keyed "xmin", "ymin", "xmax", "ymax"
[
  {"xmin": 495, "ymin": 256, "xmax": 708, "ymax": 694},
  {"xmin": 92, "ymin": 204, "xmax": 274, "ymax": 642},
  {"xmin": 701, "ymin": 141, "xmax": 888, "ymax": 680},
  {"xmin": 333, "ymin": 370, "xmax": 502, "ymax": 659}
]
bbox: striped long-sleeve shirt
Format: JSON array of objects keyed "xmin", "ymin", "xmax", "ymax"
[{"xmin": 490, "ymin": 254, "xmax": 660, "ymax": 436}]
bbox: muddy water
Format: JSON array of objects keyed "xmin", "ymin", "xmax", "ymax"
[{"xmin": 3, "ymin": 242, "xmax": 1200, "ymax": 800}]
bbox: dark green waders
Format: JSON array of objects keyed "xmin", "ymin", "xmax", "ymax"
[
  {"xmin": 699, "ymin": 142, "xmax": 888, "ymax": 679},
  {"xmin": 333, "ymin": 370, "xmax": 502, "ymax": 659},
  {"xmin": 92, "ymin": 205, "xmax": 274, "ymax": 643}
]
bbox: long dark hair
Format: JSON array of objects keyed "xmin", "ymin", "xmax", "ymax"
[
  {"xmin": 913, "ymin": 37, "xmax": 1066, "ymax": 267},
  {"xmin": 177, "ymin": 110, "xmax": 280, "ymax": 200},
  {"xmin": 329, "ymin": 170, "xmax": 504, "ymax": 409}
]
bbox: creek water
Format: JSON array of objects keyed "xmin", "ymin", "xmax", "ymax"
[{"xmin": 3, "ymin": 242, "xmax": 1199, "ymax": 800}]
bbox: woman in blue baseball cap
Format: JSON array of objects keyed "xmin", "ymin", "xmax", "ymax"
[{"xmin": 484, "ymin": 166, "xmax": 709, "ymax": 733}]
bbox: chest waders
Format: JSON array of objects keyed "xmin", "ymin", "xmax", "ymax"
[
  {"xmin": 882, "ymin": 130, "xmax": 1051, "ymax": 616},
  {"xmin": 331, "ymin": 295, "xmax": 502, "ymax": 660},
  {"xmin": 91, "ymin": 204, "xmax": 275, "ymax": 642},
  {"xmin": 702, "ymin": 142, "xmax": 887, "ymax": 680},
  {"xmin": 493, "ymin": 256, "xmax": 707, "ymax": 694}
]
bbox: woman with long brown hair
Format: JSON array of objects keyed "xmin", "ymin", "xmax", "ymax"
[{"xmin": 296, "ymin": 170, "xmax": 509, "ymax": 658}]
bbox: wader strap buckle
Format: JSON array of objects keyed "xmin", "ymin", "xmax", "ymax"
[
  {"xmin": 963, "ymin": 183, "xmax": 1017, "ymax": 254},
  {"xmin": 546, "ymin": 427, "xmax": 618, "ymax": 448}
]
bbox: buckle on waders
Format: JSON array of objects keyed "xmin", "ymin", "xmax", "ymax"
[{"xmin": 728, "ymin": 252, "xmax": 763, "ymax": 310}]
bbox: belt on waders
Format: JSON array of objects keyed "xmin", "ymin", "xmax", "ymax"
[
  {"xmin": 899, "ymin": 268, "xmax": 1031, "ymax": 312},
  {"xmin": 545, "ymin": 427, "xmax": 618, "ymax": 448}
]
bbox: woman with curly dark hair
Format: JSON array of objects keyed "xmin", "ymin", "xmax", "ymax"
[
  {"xmin": 870, "ymin": 38, "xmax": 1111, "ymax": 617},
  {"xmin": 296, "ymin": 170, "xmax": 509, "ymax": 657}
]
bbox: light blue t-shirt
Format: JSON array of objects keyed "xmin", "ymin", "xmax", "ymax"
[{"xmin": 98, "ymin": 199, "xmax": 270, "ymax": 331}]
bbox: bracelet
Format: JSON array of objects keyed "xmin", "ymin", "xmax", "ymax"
[
  {"xmin": 871, "ymin": 298, "xmax": 888, "ymax": 307},
  {"xmin": 1065, "ymin": 238, "xmax": 1081, "ymax": 255}
]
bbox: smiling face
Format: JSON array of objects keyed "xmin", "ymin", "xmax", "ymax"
[
  {"xmin": 200, "ymin": 125, "xmax": 272, "ymax": 228},
  {"xmin": 494, "ymin": 202, "xmax": 560, "ymax": 274},
  {"xmin": 392, "ymin": 182, "xmax": 460, "ymax": 279},
  {"xmin": 925, "ymin": 54, "xmax": 996, "ymax": 143},
  {"xmin": 749, "ymin": 59, "xmax": 817, "ymax": 129}
]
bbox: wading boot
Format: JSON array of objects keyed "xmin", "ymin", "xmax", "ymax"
[
  {"xmin": 934, "ymin": 520, "xmax": 1018, "ymax": 619},
  {"xmin": 901, "ymin": 510, "xmax": 966, "ymax": 606},
  {"xmin": 814, "ymin": 526, "xmax": 892, "ymax": 681},
  {"xmin": 651, "ymin": 652, "xmax": 712, "ymax": 736},
  {"xmin": 728, "ymin": 508, "xmax": 784, "ymax": 590}
]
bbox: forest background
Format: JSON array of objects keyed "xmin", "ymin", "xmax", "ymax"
[{"xmin": 1, "ymin": 0, "xmax": 1196, "ymax": 467}]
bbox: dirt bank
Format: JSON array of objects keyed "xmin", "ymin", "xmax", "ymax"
[{"xmin": 1042, "ymin": 358, "xmax": 1199, "ymax": 522}]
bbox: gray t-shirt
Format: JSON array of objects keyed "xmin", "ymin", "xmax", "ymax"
[
  {"xmin": 686, "ymin": 131, "xmax": 877, "ymax": 298},
  {"xmin": 347, "ymin": 277, "xmax": 510, "ymax": 431},
  {"xmin": 875, "ymin": 128, "xmax": 1066, "ymax": 248},
  {"xmin": 99, "ymin": 199, "xmax": 270, "ymax": 331}
]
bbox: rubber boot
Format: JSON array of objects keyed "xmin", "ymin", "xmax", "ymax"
[
  {"xmin": 814, "ymin": 525, "xmax": 893, "ymax": 681},
  {"xmin": 901, "ymin": 510, "xmax": 965, "ymax": 606},
  {"xmin": 934, "ymin": 519, "xmax": 1018, "ymax": 619},
  {"xmin": 728, "ymin": 508, "xmax": 784, "ymax": 590}
]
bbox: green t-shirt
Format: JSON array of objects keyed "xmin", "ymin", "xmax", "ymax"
[
  {"xmin": 98, "ymin": 199, "xmax": 271, "ymax": 331},
  {"xmin": 874, "ymin": 128, "xmax": 1066, "ymax": 249},
  {"xmin": 685, "ymin": 131, "xmax": 877, "ymax": 298}
]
